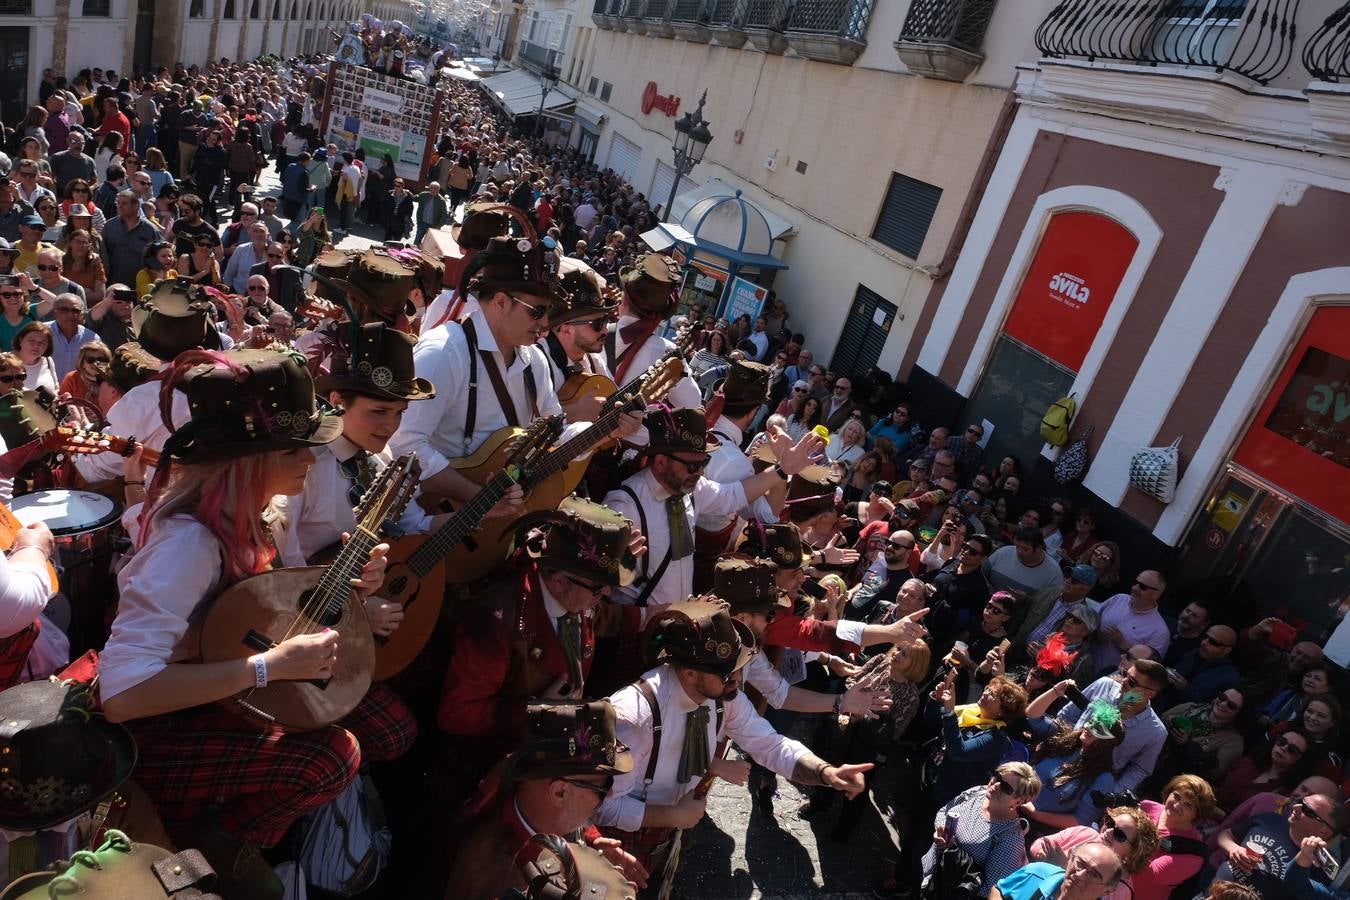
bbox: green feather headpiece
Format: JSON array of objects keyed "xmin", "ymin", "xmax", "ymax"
[{"xmin": 1085, "ymin": 699, "xmax": 1124, "ymax": 739}]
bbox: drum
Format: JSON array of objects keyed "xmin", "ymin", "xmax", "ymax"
[{"xmin": 10, "ymin": 490, "xmax": 122, "ymax": 654}]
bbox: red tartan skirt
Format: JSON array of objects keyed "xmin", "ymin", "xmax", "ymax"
[{"xmin": 126, "ymin": 683, "xmax": 416, "ymax": 846}]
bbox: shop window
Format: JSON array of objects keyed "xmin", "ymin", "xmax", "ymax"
[
  {"xmin": 271, "ymin": 0, "xmax": 280, "ymax": 16},
  {"xmin": 600, "ymin": 81, "xmax": 612, "ymax": 101},
  {"xmin": 82, "ymin": 0, "xmax": 111, "ymax": 15},
  {"xmin": 587, "ymin": 76, "xmax": 598, "ymax": 95},
  {"xmin": 189, "ymin": 0, "xmax": 205, "ymax": 15},
  {"xmin": 962, "ymin": 335, "xmax": 1077, "ymax": 476},
  {"xmin": 872, "ymin": 171, "xmax": 942, "ymax": 259},
  {"xmin": 224, "ymin": 0, "xmax": 236, "ymax": 17},
  {"xmin": 0, "ymin": 0, "xmax": 32, "ymax": 11},
  {"xmin": 249, "ymin": 0, "xmax": 260, "ymax": 17}
]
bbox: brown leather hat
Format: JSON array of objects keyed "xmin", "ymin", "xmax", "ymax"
[
  {"xmin": 783, "ymin": 470, "xmax": 839, "ymax": 520},
  {"xmin": 0, "ymin": 678, "xmax": 136, "ymax": 831},
  {"xmin": 619, "ymin": 253, "xmax": 680, "ymax": 317},
  {"xmin": 0, "ymin": 390, "xmax": 56, "ymax": 450},
  {"xmin": 163, "ymin": 349, "xmax": 343, "ymax": 465},
  {"xmin": 464, "ymin": 232, "xmax": 569, "ymax": 307},
  {"xmin": 330, "ymin": 248, "xmax": 418, "ymax": 323},
  {"xmin": 450, "ymin": 201, "xmax": 514, "ymax": 250},
  {"xmin": 311, "ymin": 247, "xmax": 356, "ymax": 305},
  {"xmin": 643, "ymin": 597, "xmax": 757, "ymax": 677},
  {"xmin": 103, "ymin": 342, "xmax": 160, "ymax": 395},
  {"xmin": 131, "ymin": 279, "xmax": 219, "ymax": 361},
  {"xmin": 508, "ymin": 700, "xmax": 634, "ymax": 780},
  {"xmin": 314, "ymin": 322, "xmax": 434, "ymax": 402},
  {"xmin": 736, "ymin": 521, "xmax": 811, "ymax": 570},
  {"xmin": 643, "ymin": 406, "xmax": 720, "ymax": 457},
  {"xmin": 714, "ymin": 358, "xmax": 771, "ymax": 407},
  {"xmin": 714, "ymin": 557, "xmax": 789, "ymax": 615},
  {"xmin": 549, "ymin": 257, "xmax": 619, "ymax": 328},
  {"xmin": 515, "ymin": 496, "xmax": 638, "ymax": 588}
]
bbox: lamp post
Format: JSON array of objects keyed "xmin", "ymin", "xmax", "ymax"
[
  {"xmin": 663, "ymin": 90, "xmax": 712, "ymax": 224},
  {"xmin": 535, "ymin": 61, "xmax": 561, "ymax": 137}
]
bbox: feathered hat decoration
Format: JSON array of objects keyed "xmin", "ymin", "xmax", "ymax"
[
  {"xmin": 1084, "ymin": 699, "xmax": 1124, "ymax": 740},
  {"xmin": 1035, "ymin": 632, "xmax": 1078, "ymax": 677}
]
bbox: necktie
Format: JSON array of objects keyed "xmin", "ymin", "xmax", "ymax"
[
  {"xmin": 558, "ymin": 612, "xmax": 585, "ymax": 694},
  {"xmin": 677, "ymin": 707, "xmax": 711, "ymax": 784},
  {"xmin": 666, "ymin": 496, "xmax": 694, "ymax": 560}
]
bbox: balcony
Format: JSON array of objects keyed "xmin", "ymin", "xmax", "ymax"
[
  {"xmin": 710, "ymin": 0, "xmax": 749, "ymax": 47},
  {"xmin": 592, "ymin": 0, "xmax": 620, "ymax": 29},
  {"xmin": 894, "ymin": 0, "xmax": 997, "ymax": 81},
  {"xmin": 617, "ymin": 0, "xmax": 649, "ymax": 33},
  {"xmin": 1305, "ymin": 2, "xmax": 1350, "ymax": 142},
  {"xmin": 644, "ymin": 0, "xmax": 677, "ymax": 36},
  {"xmin": 786, "ymin": 0, "xmax": 873, "ymax": 64},
  {"xmin": 1034, "ymin": 0, "xmax": 1301, "ymax": 86},
  {"xmin": 518, "ymin": 39, "xmax": 560, "ymax": 71},
  {"xmin": 744, "ymin": 0, "xmax": 791, "ymax": 53},
  {"xmin": 670, "ymin": 0, "xmax": 713, "ymax": 41}
]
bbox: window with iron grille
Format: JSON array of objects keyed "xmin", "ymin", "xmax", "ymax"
[
  {"xmin": 224, "ymin": 0, "xmax": 236, "ymax": 17},
  {"xmin": 588, "ymin": 76, "xmax": 598, "ymax": 95},
  {"xmin": 82, "ymin": 0, "xmax": 111, "ymax": 14},
  {"xmin": 0, "ymin": 0, "xmax": 32, "ymax": 11},
  {"xmin": 600, "ymin": 81, "xmax": 612, "ymax": 101},
  {"xmin": 272, "ymin": 0, "xmax": 280, "ymax": 17},
  {"xmin": 189, "ymin": 0, "xmax": 205, "ymax": 15},
  {"xmin": 871, "ymin": 171, "xmax": 942, "ymax": 259},
  {"xmin": 250, "ymin": 0, "xmax": 260, "ymax": 16}
]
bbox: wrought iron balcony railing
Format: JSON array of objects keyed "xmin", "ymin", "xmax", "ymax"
[
  {"xmin": 787, "ymin": 0, "xmax": 871, "ymax": 38},
  {"xmin": 1034, "ymin": 0, "xmax": 1302, "ymax": 86},
  {"xmin": 744, "ymin": 0, "xmax": 792, "ymax": 52},
  {"xmin": 617, "ymin": 0, "xmax": 649, "ymax": 32},
  {"xmin": 1304, "ymin": 0, "xmax": 1350, "ymax": 81},
  {"xmin": 895, "ymin": 0, "xmax": 997, "ymax": 80},
  {"xmin": 592, "ymin": 0, "xmax": 621, "ymax": 28},
  {"xmin": 710, "ymin": 0, "xmax": 749, "ymax": 46},
  {"xmin": 518, "ymin": 40, "xmax": 559, "ymax": 70},
  {"xmin": 670, "ymin": 0, "xmax": 714, "ymax": 40},
  {"xmin": 644, "ymin": 0, "xmax": 677, "ymax": 36}
]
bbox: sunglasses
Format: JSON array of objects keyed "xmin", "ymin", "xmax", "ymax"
[
  {"xmin": 1133, "ymin": 580, "xmax": 1161, "ymax": 592},
  {"xmin": 1202, "ymin": 634, "xmax": 1233, "ymax": 648},
  {"xmin": 36, "ymin": 264, "xmax": 60, "ymax": 272},
  {"xmin": 887, "ymin": 540, "xmax": 914, "ymax": 551},
  {"xmin": 1274, "ymin": 736, "xmax": 1306, "ymax": 755},
  {"xmin": 1215, "ymin": 693, "xmax": 1241, "ymax": 712},
  {"xmin": 990, "ymin": 773, "xmax": 1018, "ymax": 796},
  {"xmin": 267, "ymin": 253, "xmax": 283, "ymax": 260},
  {"xmin": 508, "ymin": 293, "xmax": 549, "ymax": 320},
  {"xmin": 0, "ymin": 374, "xmax": 22, "ymax": 385},
  {"xmin": 986, "ymin": 604, "xmax": 1011, "ymax": 618},
  {"xmin": 960, "ymin": 543, "xmax": 984, "ymax": 555},
  {"xmin": 792, "ymin": 387, "xmax": 807, "ymax": 393},
  {"xmin": 561, "ymin": 573, "xmax": 606, "ymax": 599},
  {"xmin": 1100, "ymin": 816, "xmax": 1132, "ymax": 844},
  {"xmin": 577, "ymin": 316, "xmax": 614, "ymax": 331},
  {"xmin": 1297, "ymin": 799, "xmax": 1335, "ymax": 831},
  {"xmin": 664, "ymin": 454, "xmax": 708, "ymax": 473},
  {"xmin": 556, "ymin": 775, "xmax": 613, "ymax": 798},
  {"xmin": 247, "ymin": 285, "xmax": 268, "ymax": 292},
  {"xmin": 54, "ymin": 307, "xmax": 81, "ymax": 314}
]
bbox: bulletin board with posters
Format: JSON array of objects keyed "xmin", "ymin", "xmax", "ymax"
[
  {"xmin": 319, "ymin": 62, "xmax": 444, "ymax": 189},
  {"xmin": 675, "ymin": 251, "xmax": 728, "ymax": 313}
]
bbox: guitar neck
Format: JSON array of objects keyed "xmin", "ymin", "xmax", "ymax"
[
  {"xmin": 522, "ymin": 368, "xmax": 652, "ymax": 487},
  {"xmin": 405, "ymin": 469, "xmax": 518, "ymax": 576},
  {"xmin": 304, "ymin": 526, "xmax": 380, "ymax": 625}
]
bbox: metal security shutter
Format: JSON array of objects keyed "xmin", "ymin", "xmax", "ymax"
[
  {"xmin": 871, "ymin": 171, "xmax": 943, "ymax": 259},
  {"xmin": 830, "ymin": 285, "xmax": 897, "ymax": 376},
  {"xmin": 648, "ymin": 161, "xmax": 699, "ymax": 218},
  {"xmin": 606, "ymin": 133, "xmax": 642, "ymax": 184}
]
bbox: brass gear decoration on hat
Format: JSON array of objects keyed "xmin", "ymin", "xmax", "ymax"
[{"xmin": 23, "ymin": 777, "xmax": 70, "ymax": 816}]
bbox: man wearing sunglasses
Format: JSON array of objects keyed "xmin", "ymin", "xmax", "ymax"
[
  {"xmin": 87, "ymin": 283, "xmax": 137, "ymax": 350},
  {"xmin": 392, "ymin": 234, "xmax": 643, "ymax": 523},
  {"xmin": 601, "ymin": 598, "xmax": 871, "ymax": 893},
  {"xmin": 1020, "ymin": 564, "xmax": 1098, "ymax": 652},
  {"xmin": 605, "ymin": 408, "xmax": 822, "ymax": 609},
  {"xmin": 1093, "ymin": 569, "xmax": 1171, "ymax": 674},
  {"xmin": 990, "ymin": 842, "xmax": 1124, "ymax": 900},
  {"xmin": 539, "ymin": 265, "xmax": 616, "ymax": 413},
  {"xmin": 1029, "ymin": 657, "xmax": 1169, "ymax": 794},
  {"xmin": 449, "ymin": 699, "xmax": 640, "ymax": 899},
  {"xmin": 1214, "ymin": 791, "xmax": 1342, "ymax": 896},
  {"xmin": 47, "ymin": 293, "xmax": 98, "ymax": 379},
  {"xmin": 168, "ymin": 192, "xmax": 221, "ymax": 258},
  {"xmin": 1159, "ymin": 624, "xmax": 1239, "ymax": 708}
]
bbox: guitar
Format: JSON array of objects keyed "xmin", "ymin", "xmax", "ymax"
[
  {"xmin": 444, "ymin": 352, "xmax": 685, "ymax": 583},
  {"xmin": 556, "ymin": 323, "xmax": 697, "ymax": 422},
  {"xmin": 371, "ymin": 415, "xmax": 563, "ymax": 680},
  {"xmin": 198, "ymin": 455, "xmax": 420, "ymax": 731},
  {"xmin": 0, "ymin": 427, "xmax": 161, "ymax": 479},
  {"xmin": 0, "ymin": 503, "xmax": 58, "ymax": 594}
]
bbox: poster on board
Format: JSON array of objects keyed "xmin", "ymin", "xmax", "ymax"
[
  {"xmin": 321, "ymin": 62, "xmax": 443, "ymax": 189},
  {"xmin": 724, "ymin": 276, "xmax": 767, "ymax": 324}
]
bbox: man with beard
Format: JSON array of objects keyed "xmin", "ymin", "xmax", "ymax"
[
  {"xmin": 539, "ymin": 263, "xmax": 616, "ymax": 419},
  {"xmin": 599, "ymin": 598, "xmax": 871, "ymax": 898}
]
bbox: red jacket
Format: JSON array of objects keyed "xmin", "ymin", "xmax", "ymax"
[{"xmin": 763, "ymin": 609, "xmax": 860, "ymax": 655}]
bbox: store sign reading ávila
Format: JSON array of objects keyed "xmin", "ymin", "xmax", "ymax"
[{"xmin": 642, "ymin": 82, "xmax": 681, "ymax": 118}]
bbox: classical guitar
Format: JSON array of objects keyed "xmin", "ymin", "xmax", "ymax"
[
  {"xmin": 371, "ymin": 415, "xmax": 563, "ymax": 680},
  {"xmin": 0, "ymin": 427, "xmax": 162, "ymax": 479},
  {"xmin": 556, "ymin": 323, "xmax": 696, "ymax": 422},
  {"xmin": 0, "ymin": 503, "xmax": 58, "ymax": 593},
  {"xmin": 444, "ymin": 352, "xmax": 685, "ymax": 583},
  {"xmin": 198, "ymin": 455, "xmax": 420, "ymax": 731}
]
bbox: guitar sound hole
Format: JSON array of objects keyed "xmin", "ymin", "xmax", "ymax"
[
  {"xmin": 299, "ymin": 589, "xmax": 342, "ymax": 629},
  {"xmin": 389, "ymin": 575, "xmax": 407, "ymax": 594}
]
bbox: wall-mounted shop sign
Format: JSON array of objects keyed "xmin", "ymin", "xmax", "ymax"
[{"xmin": 641, "ymin": 81, "xmax": 681, "ymax": 118}]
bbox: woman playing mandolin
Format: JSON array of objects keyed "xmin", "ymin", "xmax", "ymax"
[{"xmin": 98, "ymin": 347, "xmax": 409, "ymax": 900}]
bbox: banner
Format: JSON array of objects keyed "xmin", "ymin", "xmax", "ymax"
[
  {"xmin": 724, "ymin": 276, "xmax": 767, "ymax": 324},
  {"xmin": 1001, "ymin": 212, "xmax": 1138, "ymax": 372},
  {"xmin": 322, "ymin": 62, "xmax": 443, "ymax": 186}
]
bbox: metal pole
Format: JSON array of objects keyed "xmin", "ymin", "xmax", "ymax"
[{"xmin": 662, "ymin": 150, "xmax": 685, "ymax": 224}]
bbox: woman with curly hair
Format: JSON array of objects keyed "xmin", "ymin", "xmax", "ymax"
[
  {"xmin": 1024, "ymin": 701, "xmax": 1126, "ymax": 832},
  {"xmin": 1030, "ymin": 802, "xmax": 1161, "ymax": 899}
]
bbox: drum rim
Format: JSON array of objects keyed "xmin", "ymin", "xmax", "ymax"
[{"xmin": 10, "ymin": 489, "xmax": 122, "ymax": 535}]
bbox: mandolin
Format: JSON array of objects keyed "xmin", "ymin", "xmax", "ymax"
[
  {"xmin": 442, "ymin": 352, "xmax": 685, "ymax": 583},
  {"xmin": 556, "ymin": 323, "xmax": 696, "ymax": 423},
  {"xmin": 198, "ymin": 455, "xmax": 420, "ymax": 731},
  {"xmin": 0, "ymin": 427, "xmax": 162, "ymax": 479},
  {"xmin": 371, "ymin": 416, "xmax": 562, "ymax": 680}
]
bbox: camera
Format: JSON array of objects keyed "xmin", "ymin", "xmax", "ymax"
[
  {"xmin": 1089, "ymin": 789, "xmax": 1140, "ymax": 810},
  {"xmin": 801, "ymin": 580, "xmax": 826, "ymax": 601}
]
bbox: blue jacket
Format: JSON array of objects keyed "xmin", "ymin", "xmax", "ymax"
[{"xmin": 929, "ymin": 706, "xmax": 1010, "ymax": 806}]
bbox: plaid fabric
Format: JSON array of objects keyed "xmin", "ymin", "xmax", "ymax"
[
  {"xmin": 0, "ymin": 621, "xmax": 39, "ymax": 690},
  {"xmin": 127, "ymin": 684, "xmax": 417, "ymax": 846},
  {"xmin": 599, "ymin": 825, "xmax": 675, "ymax": 874}
]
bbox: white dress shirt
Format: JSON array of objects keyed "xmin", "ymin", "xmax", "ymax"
[
  {"xmin": 282, "ymin": 435, "xmax": 434, "ymax": 562},
  {"xmin": 388, "ymin": 306, "xmax": 583, "ymax": 481},
  {"xmin": 539, "ymin": 334, "xmax": 610, "ymax": 393},
  {"xmin": 73, "ymin": 370, "xmax": 190, "ymax": 482},
  {"xmin": 608, "ymin": 315, "xmax": 701, "ymax": 410},
  {"xmin": 0, "ymin": 542, "xmax": 53, "ymax": 639},
  {"xmin": 604, "ymin": 468, "xmax": 746, "ymax": 608},
  {"xmin": 743, "ymin": 649, "xmax": 791, "ymax": 709},
  {"xmin": 698, "ymin": 418, "xmax": 776, "ymax": 535},
  {"xmin": 598, "ymin": 665, "xmax": 810, "ymax": 832}
]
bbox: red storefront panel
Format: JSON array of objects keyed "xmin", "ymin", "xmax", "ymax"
[
  {"xmin": 1002, "ymin": 212, "xmax": 1139, "ymax": 372},
  {"xmin": 1234, "ymin": 305, "xmax": 1350, "ymax": 524}
]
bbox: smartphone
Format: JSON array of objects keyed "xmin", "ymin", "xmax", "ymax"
[
  {"xmin": 1316, "ymin": 846, "xmax": 1340, "ymax": 880},
  {"xmin": 1064, "ymin": 684, "xmax": 1090, "ymax": 709}
]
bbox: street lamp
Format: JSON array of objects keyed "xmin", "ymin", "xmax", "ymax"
[
  {"xmin": 535, "ymin": 62, "xmax": 561, "ymax": 137},
  {"xmin": 664, "ymin": 90, "xmax": 712, "ymax": 223}
]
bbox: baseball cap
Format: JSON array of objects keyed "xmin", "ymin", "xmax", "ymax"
[
  {"xmin": 20, "ymin": 214, "xmax": 45, "ymax": 228},
  {"xmin": 894, "ymin": 498, "xmax": 921, "ymax": 517},
  {"xmin": 1068, "ymin": 564, "xmax": 1098, "ymax": 587}
]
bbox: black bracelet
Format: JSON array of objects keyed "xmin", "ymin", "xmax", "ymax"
[
  {"xmin": 125, "ymin": 480, "xmax": 145, "ymax": 486},
  {"xmin": 773, "ymin": 463, "xmax": 790, "ymax": 481}
]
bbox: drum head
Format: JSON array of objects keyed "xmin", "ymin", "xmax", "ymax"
[{"xmin": 11, "ymin": 490, "xmax": 120, "ymax": 535}]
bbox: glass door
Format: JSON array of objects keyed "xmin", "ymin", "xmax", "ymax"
[{"xmin": 0, "ymin": 28, "xmax": 28, "ymax": 126}]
